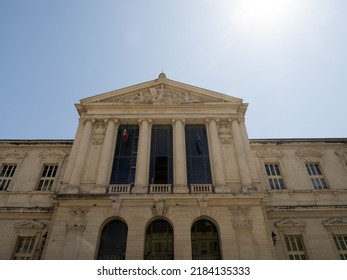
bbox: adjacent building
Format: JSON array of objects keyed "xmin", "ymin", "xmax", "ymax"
[{"xmin": 1, "ymin": 74, "xmax": 347, "ymax": 260}]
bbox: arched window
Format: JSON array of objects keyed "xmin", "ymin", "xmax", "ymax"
[
  {"xmin": 191, "ymin": 219, "xmax": 221, "ymax": 260},
  {"xmin": 97, "ymin": 220, "xmax": 128, "ymax": 260},
  {"xmin": 144, "ymin": 219, "xmax": 173, "ymax": 260}
]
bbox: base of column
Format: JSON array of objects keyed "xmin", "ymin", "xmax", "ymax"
[
  {"xmin": 132, "ymin": 185, "xmax": 148, "ymax": 194},
  {"xmin": 62, "ymin": 185, "xmax": 80, "ymax": 194},
  {"xmin": 241, "ymin": 184, "xmax": 258, "ymax": 194},
  {"xmin": 89, "ymin": 185, "xmax": 106, "ymax": 194},
  {"xmin": 173, "ymin": 185, "xmax": 189, "ymax": 194},
  {"xmin": 214, "ymin": 185, "xmax": 229, "ymax": 193}
]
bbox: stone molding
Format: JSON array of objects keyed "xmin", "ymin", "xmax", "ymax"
[
  {"xmin": 0, "ymin": 150, "xmax": 27, "ymax": 163},
  {"xmin": 323, "ymin": 217, "xmax": 347, "ymax": 234},
  {"xmin": 152, "ymin": 199, "xmax": 167, "ymax": 216},
  {"xmin": 197, "ymin": 196, "xmax": 208, "ymax": 216},
  {"xmin": 275, "ymin": 218, "xmax": 306, "ymax": 235},
  {"xmin": 229, "ymin": 206, "xmax": 251, "ymax": 229},
  {"xmin": 257, "ymin": 148, "xmax": 284, "ymax": 159},
  {"xmin": 39, "ymin": 150, "xmax": 67, "ymax": 163},
  {"xmin": 296, "ymin": 148, "xmax": 323, "ymax": 158},
  {"xmin": 66, "ymin": 207, "xmax": 88, "ymax": 231}
]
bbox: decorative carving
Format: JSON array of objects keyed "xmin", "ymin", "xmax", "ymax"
[
  {"xmin": 230, "ymin": 206, "xmax": 251, "ymax": 228},
  {"xmin": 198, "ymin": 196, "xmax": 208, "ymax": 216},
  {"xmin": 296, "ymin": 148, "xmax": 323, "ymax": 158},
  {"xmin": 257, "ymin": 148, "xmax": 284, "ymax": 158},
  {"xmin": 336, "ymin": 148, "xmax": 347, "ymax": 160},
  {"xmin": 110, "ymin": 197, "xmax": 122, "ymax": 216},
  {"xmin": 0, "ymin": 150, "xmax": 27, "ymax": 162},
  {"xmin": 66, "ymin": 208, "xmax": 87, "ymax": 231},
  {"xmin": 14, "ymin": 219, "xmax": 46, "ymax": 230},
  {"xmin": 114, "ymin": 85, "xmax": 204, "ymax": 104},
  {"xmin": 275, "ymin": 218, "xmax": 305, "ymax": 235},
  {"xmin": 92, "ymin": 120, "xmax": 106, "ymax": 145},
  {"xmin": 39, "ymin": 150, "xmax": 66, "ymax": 163},
  {"xmin": 152, "ymin": 199, "xmax": 167, "ymax": 216},
  {"xmin": 218, "ymin": 121, "xmax": 232, "ymax": 144}
]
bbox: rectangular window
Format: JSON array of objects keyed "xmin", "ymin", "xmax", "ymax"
[
  {"xmin": 305, "ymin": 163, "xmax": 327, "ymax": 189},
  {"xmin": 36, "ymin": 165, "xmax": 58, "ymax": 191},
  {"xmin": 0, "ymin": 164, "xmax": 17, "ymax": 191},
  {"xmin": 284, "ymin": 235, "xmax": 307, "ymax": 260},
  {"xmin": 149, "ymin": 125, "xmax": 173, "ymax": 184},
  {"xmin": 185, "ymin": 125, "xmax": 212, "ymax": 185},
  {"xmin": 265, "ymin": 163, "xmax": 285, "ymax": 189},
  {"xmin": 333, "ymin": 235, "xmax": 347, "ymax": 260},
  {"xmin": 110, "ymin": 125, "xmax": 139, "ymax": 184},
  {"xmin": 13, "ymin": 237, "xmax": 36, "ymax": 260}
]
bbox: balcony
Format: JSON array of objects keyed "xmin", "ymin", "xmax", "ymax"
[
  {"xmin": 190, "ymin": 184, "xmax": 213, "ymax": 193},
  {"xmin": 108, "ymin": 184, "xmax": 131, "ymax": 194},
  {"xmin": 149, "ymin": 184, "xmax": 172, "ymax": 193}
]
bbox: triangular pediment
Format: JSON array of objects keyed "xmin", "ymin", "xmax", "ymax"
[
  {"xmin": 275, "ymin": 218, "xmax": 305, "ymax": 228},
  {"xmin": 14, "ymin": 219, "xmax": 46, "ymax": 229},
  {"xmin": 80, "ymin": 73, "xmax": 243, "ymax": 106}
]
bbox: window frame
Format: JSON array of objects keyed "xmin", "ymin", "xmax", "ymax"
[
  {"xmin": 305, "ymin": 162, "xmax": 328, "ymax": 189},
  {"xmin": 36, "ymin": 164, "xmax": 59, "ymax": 191},
  {"xmin": 0, "ymin": 164, "xmax": 17, "ymax": 191},
  {"xmin": 264, "ymin": 163, "xmax": 286, "ymax": 190}
]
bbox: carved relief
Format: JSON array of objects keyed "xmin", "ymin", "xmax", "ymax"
[
  {"xmin": 39, "ymin": 150, "xmax": 66, "ymax": 163},
  {"xmin": 92, "ymin": 120, "xmax": 106, "ymax": 145},
  {"xmin": 152, "ymin": 199, "xmax": 167, "ymax": 216},
  {"xmin": 198, "ymin": 196, "xmax": 208, "ymax": 216},
  {"xmin": 257, "ymin": 148, "xmax": 284, "ymax": 158},
  {"xmin": 230, "ymin": 206, "xmax": 251, "ymax": 228},
  {"xmin": 0, "ymin": 150, "xmax": 27, "ymax": 163},
  {"xmin": 218, "ymin": 121, "xmax": 232, "ymax": 144},
  {"xmin": 296, "ymin": 148, "xmax": 323, "ymax": 158},
  {"xmin": 66, "ymin": 208, "xmax": 87, "ymax": 231},
  {"xmin": 110, "ymin": 197, "xmax": 122, "ymax": 216}
]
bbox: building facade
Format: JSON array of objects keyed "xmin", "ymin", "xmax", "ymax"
[{"xmin": 1, "ymin": 74, "xmax": 347, "ymax": 260}]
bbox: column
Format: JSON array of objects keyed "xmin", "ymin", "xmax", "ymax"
[
  {"xmin": 206, "ymin": 118, "xmax": 226, "ymax": 192},
  {"xmin": 133, "ymin": 119, "xmax": 151, "ymax": 193},
  {"xmin": 230, "ymin": 119, "xmax": 254, "ymax": 193},
  {"xmin": 93, "ymin": 119, "xmax": 118, "ymax": 193},
  {"xmin": 172, "ymin": 118, "xmax": 188, "ymax": 193},
  {"xmin": 239, "ymin": 119, "xmax": 258, "ymax": 181},
  {"xmin": 61, "ymin": 118, "xmax": 85, "ymax": 187},
  {"xmin": 64, "ymin": 118, "xmax": 93, "ymax": 193}
]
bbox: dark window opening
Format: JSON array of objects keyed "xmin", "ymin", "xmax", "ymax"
[{"xmin": 110, "ymin": 125, "xmax": 139, "ymax": 184}]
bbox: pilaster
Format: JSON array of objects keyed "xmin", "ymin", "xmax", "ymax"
[
  {"xmin": 172, "ymin": 118, "xmax": 188, "ymax": 193},
  {"xmin": 133, "ymin": 118, "xmax": 152, "ymax": 193},
  {"xmin": 206, "ymin": 118, "xmax": 226, "ymax": 192}
]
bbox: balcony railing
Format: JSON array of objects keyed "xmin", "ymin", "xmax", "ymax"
[
  {"xmin": 109, "ymin": 184, "xmax": 131, "ymax": 194},
  {"xmin": 149, "ymin": 184, "xmax": 172, "ymax": 193},
  {"xmin": 190, "ymin": 184, "xmax": 213, "ymax": 193}
]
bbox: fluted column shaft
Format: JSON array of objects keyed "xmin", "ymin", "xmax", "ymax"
[
  {"xmin": 231, "ymin": 119, "xmax": 252, "ymax": 188},
  {"xmin": 69, "ymin": 119, "xmax": 93, "ymax": 188},
  {"xmin": 95, "ymin": 119, "xmax": 118, "ymax": 189},
  {"xmin": 134, "ymin": 119, "xmax": 151, "ymax": 193},
  {"xmin": 207, "ymin": 119, "xmax": 225, "ymax": 189},
  {"xmin": 239, "ymin": 119, "xmax": 258, "ymax": 180},
  {"xmin": 173, "ymin": 119, "xmax": 188, "ymax": 193}
]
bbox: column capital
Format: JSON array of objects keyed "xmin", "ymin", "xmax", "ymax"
[
  {"xmin": 138, "ymin": 118, "xmax": 152, "ymax": 124},
  {"xmin": 171, "ymin": 118, "xmax": 186, "ymax": 123},
  {"xmin": 205, "ymin": 118, "xmax": 220, "ymax": 123}
]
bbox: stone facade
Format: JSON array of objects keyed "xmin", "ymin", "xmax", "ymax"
[{"xmin": 0, "ymin": 74, "xmax": 346, "ymax": 260}]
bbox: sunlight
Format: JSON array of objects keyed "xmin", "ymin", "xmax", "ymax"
[{"xmin": 229, "ymin": 0, "xmax": 304, "ymax": 34}]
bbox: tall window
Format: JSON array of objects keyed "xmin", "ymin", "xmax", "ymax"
[
  {"xmin": 0, "ymin": 164, "xmax": 17, "ymax": 191},
  {"xmin": 13, "ymin": 237, "xmax": 36, "ymax": 260},
  {"xmin": 97, "ymin": 220, "xmax": 128, "ymax": 260},
  {"xmin": 110, "ymin": 125, "xmax": 139, "ymax": 185},
  {"xmin": 36, "ymin": 165, "xmax": 58, "ymax": 191},
  {"xmin": 145, "ymin": 219, "xmax": 173, "ymax": 260},
  {"xmin": 185, "ymin": 125, "xmax": 212, "ymax": 186},
  {"xmin": 191, "ymin": 219, "xmax": 221, "ymax": 260},
  {"xmin": 305, "ymin": 163, "xmax": 327, "ymax": 189},
  {"xmin": 149, "ymin": 125, "xmax": 173, "ymax": 184},
  {"xmin": 265, "ymin": 163, "xmax": 285, "ymax": 189},
  {"xmin": 333, "ymin": 235, "xmax": 347, "ymax": 260},
  {"xmin": 284, "ymin": 235, "xmax": 307, "ymax": 260}
]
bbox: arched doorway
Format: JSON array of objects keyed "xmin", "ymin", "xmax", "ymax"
[
  {"xmin": 97, "ymin": 220, "xmax": 128, "ymax": 260},
  {"xmin": 144, "ymin": 219, "xmax": 173, "ymax": 260},
  {"xmin": 191, "ymin": 219, "xmax": 221, "ymax": 259}
]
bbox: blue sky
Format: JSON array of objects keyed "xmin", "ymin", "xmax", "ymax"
[{"xmin": 1, "ymin": 0, "xmax": 346, "ymax": 139}]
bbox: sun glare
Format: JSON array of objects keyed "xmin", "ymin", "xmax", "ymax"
[{"xmin": 229, "ymin": 0, "xmax": 303, "ymax": 34}]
